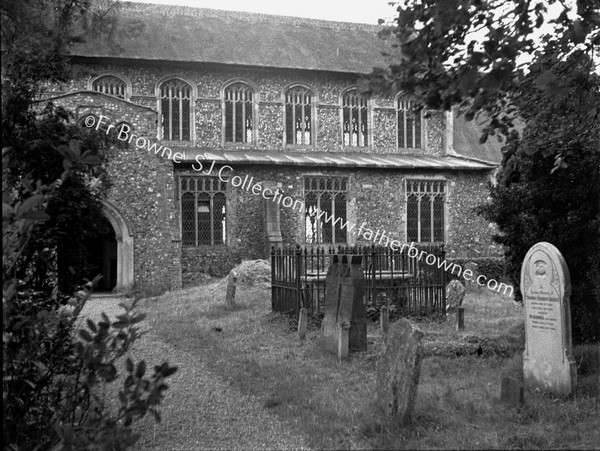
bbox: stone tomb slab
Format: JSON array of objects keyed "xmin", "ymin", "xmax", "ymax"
[{"xmin": 521, "ymin": 242, "xmax": 576, "ymax": 396}]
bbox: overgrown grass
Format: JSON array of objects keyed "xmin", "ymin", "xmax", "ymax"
[{"xmin": 139, "ymin": 281, "xmax": 600, "ymax": 450}]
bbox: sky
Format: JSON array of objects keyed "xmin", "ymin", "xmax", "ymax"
[{"xmin": 122, "ymin": 0, "xmax": 399, "ymax": 24}]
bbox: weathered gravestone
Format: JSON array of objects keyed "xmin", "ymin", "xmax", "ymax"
[
  {"xmin": 226, "ymin": 271, "xmax": 237, "ymax": 306},
  {"xmin": 446, "ymin": 279, "xmax": 466, "ymax": 314},
  {"xmin": 521, "ymin": 242, "xmax": 576, "ymax": 396},
  {"xmin": 464, "ymin": 261, "xmax": 480, "ymax": 291},
  {"xmin": 376, "ymin": 318, "xmax": 424, "ymax": 425},
  {"xmin": 321, "ymin": 255, "xmax": 367, "ymax": 357}
]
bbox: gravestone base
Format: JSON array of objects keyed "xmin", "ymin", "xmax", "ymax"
[{"xmin": 523, "ymin": 353, "xmax": 577, "ymax": 396}]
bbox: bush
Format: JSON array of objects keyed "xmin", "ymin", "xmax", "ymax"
[{"xmin": 3, "ymin": 149, "xmax": 177, "ymax": 450}]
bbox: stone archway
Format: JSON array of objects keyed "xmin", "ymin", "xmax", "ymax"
[{"xmin": 101, "ymin": 201, "xmax": 134, "ymax": 290}]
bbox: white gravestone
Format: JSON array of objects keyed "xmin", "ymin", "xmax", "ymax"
[{"xmin": 521, "ymin": 242, "xmax": 576, "ymax": 396}]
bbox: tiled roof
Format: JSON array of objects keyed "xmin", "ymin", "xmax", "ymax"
[
  {"xmin": 174, "ymin": 149, "xmax": 496, "ymax": 170},
  {"xmin": 453, "ymin": 111, "xmax": 504, "ymax": 164},
  {"xmin": 71, "ymin": 2, "xmax": 393, "ymax": 74}
]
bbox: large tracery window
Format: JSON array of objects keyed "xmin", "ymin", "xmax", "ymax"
[
  {"xmin": 224, "ymin": 83, "xmax": 254, "ymax": 144},
  {"xmin": 159, "ymin": 79, "xmax": 192, "ymax": 141},
  {"xmin": 342, "ymin": 89, "xmax": 369, "ymax": 147},
  {"xmin": 285, "ymin": 86, "xmax": 313, "ymax": 145},
  {"xmin": 397, "ymin": 98, "xmax": 423, "ymax": 148},
  {"xmin": 92, "ymin": 75, "xmax": 128, "ymax": 99},
  {"xmin": 305, "ymin": 177, "xmax": 348, "ymax": 244},
  {"xmin": 406, "ymin": 180, "xmax": 445, "ymax": 243},
  {"xmin": 180, "ymin": 176, "xmax": 227, "ymax": 246}
]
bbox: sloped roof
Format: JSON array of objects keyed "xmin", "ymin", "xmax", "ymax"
[
  {"xmin": 453, "ymin": 111, "xmax": 504, "ymax": 164},
  {"xmin": 71, "ymin": 2, "xmax": 392, "ymax": 74},
  {"xmin": 174, "ymin": 149, "xmax": 495, "ymax": 170}
]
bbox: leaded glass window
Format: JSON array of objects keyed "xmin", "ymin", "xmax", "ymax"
[
  {"xmin": 342, "ymin": 89, "xmax": 369, "ymax": 147},
  {"xmin": 397, "ymin": 98, "xmax": 422, "ymax": 148},
  {"xmin": 159, "ymin": 79, "xmax": 192, "ymax": 141},
  {"xmin": 305, "ymin": 177, "xmax": 348, "ymax": 244},
  {"xmin": 180, "ymin": 176, "xmax": 227, "ymax": 246},
  {"xmin": 92, "ymin": 75, "xmax": 128, "ymax": 99},
  {"xmin": 285, "ymin": 87, "xmax": 312, "ymax": 145},
  {"xmin": 224, "ymin": 83, "xmax": 254, "ymax": 144},
  {"xmin": 406, "ymin": 180, "xmax": 445, "ymax": 243}
]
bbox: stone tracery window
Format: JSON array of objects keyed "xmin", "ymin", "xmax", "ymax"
[
  {"xmin": 406, "ymin": 180, "xmax": 445, "ymax": 243},
  {"xmin": 305, "ymin": 177, "xmax": 348, "ymax": 244},
  {"xmin": 342, "ymin": 89, "xmax": 369, "ymax": 147},
  {"xmin": 159, "ymin": 79, "xmax": 192, "ymax": 141},
  {"xmin": 224, "ymin": 82, "xmax": 255, "ymax": 144},
  {"xmin": 91, "ymin": 75, "xmax": 128, "ymax": 99},
  {"xmin": 180, "ymin": 176, "xmax": 227, "ymax": 246},
  {"xmin": 285, "ymin": 86, "xmax": 313, "ymax": 145},
  {"xmin": 397, "ymin": 97, "xmax": 423, "ymax": 148}
]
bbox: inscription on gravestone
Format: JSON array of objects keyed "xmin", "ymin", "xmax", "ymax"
[{"xmin": 521, "ymin": 242, "xmax": 576, "ymax": 396}]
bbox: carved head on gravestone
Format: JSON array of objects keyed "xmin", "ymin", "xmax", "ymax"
[{"xmin": 528, "ymin": 251, "xmax": 556, "ymax": 291}]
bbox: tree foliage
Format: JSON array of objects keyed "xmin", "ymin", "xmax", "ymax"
[
  {"xmin": 477, "ymin": 50, "xmax": 600, "ymax": 343},
  {"xmin": 2, "ymin": 1, "xmax": 178, "ymax": 449},
  {"xmin": 372, "ymin": 0, "xmax": 600, "ymax": 343},
  {"xmin": 372, "ymin": 0, "xmax": 599, "ymax": 144}
]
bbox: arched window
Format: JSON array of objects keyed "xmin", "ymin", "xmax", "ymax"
[
  {"xmin": 91, "ymin": 75, "xmax": 128, "ymax": 99},
  {"xmin": 180, "ymin": 176, "xmax": 227, "ymax": 246},
  {"xmin": 304, "ymin": 177, "xmax": 348, "ymax": 244},
  {"xmin": 397, "ymin": 97, "xmax": 423, "ymax": 148},
  {"xmin": 342, "ymin": 89, "xmax": 369, "ymax": 147},
  {"xmin": 406, "ymin": 180, "xmax": 445, "ymax": 243},
  {"xmin": 159, "ymin": 79, "xmax": 193, "ymax": 141},
  {"xmin": 284, "ymin": 86, "xmax": 313, "ymax": 145},
  {"xmin": 224, "ymin": 82, "xmax": 255, "ymax": 144}
]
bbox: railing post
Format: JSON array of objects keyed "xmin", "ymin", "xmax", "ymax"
[
  {"xmin": 295, "ymin": 245, "xmax": 302, "ymax": 317},
  {"xmin": 440, "ymin": 243, "xmax": 447, "ymax": 315},
  {"xmin": 271, "ymin": 246, "xmax": 276, "ymax": 311}
]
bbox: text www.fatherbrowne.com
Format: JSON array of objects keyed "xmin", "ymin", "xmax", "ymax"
[{"xmin": 86, "ymin": 114, "xmax": 513, "ymax": 297}]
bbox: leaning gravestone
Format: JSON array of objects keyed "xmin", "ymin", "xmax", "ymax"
[
  {"xmin": 521, "ymin": 242, "xmax": 576, "ymax": 396},
  {"xmin": 321, "ymin": 255, "xmax": 367, "ymax": 357},
  {"xmin": 446, "ymin": 279, "xmax": 466, "ymax": 314},
  {"xmin": 376, "ymin": 318, "xmax": 424, "ymax": 425}
]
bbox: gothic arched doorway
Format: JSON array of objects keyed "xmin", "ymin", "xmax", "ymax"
[{"xmin": 83, "ymin": 201, "xmax": 134, "ymax": 291}]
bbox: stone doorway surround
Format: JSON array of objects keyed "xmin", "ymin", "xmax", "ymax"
[{"xmin": 101, "ymin": 200, "xmax": 134, "ymax": 290}]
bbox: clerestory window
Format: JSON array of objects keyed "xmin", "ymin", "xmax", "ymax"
[
  {"xmin": 224, "ymin": 82, "xmax": 255, "ymax": 144},
  {"xmin": 284, "ymin": 86, "xmax": 313, "ymax": 145},
  {"xmin": 159, "ymin": 79, "xmax": 192, "ymax": 141},
  {"xmin": 342, "ymin": 89, "xmax": 369, "ymax": 147},
  {"xmin": 397, "ymin": 97, "xmax": 423, "ymax": 149},
  {"xmin": 91, "ymin": 75, "xmax": 129, "ymax": 99}
]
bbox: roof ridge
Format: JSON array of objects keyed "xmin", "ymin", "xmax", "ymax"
[{"xmin": 116, "ymin": 1, "xmax": 383, "ymax": 30}]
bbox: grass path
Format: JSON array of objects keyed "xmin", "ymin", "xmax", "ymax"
[
  {"xmin": 82, "ymin": 295, "xmax": 310, "ymax": 450},
  {"xmin": 82, "ymin": 285, "xmax": 599, "ymax": 450}
]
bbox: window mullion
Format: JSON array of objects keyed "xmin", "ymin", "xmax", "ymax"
[
  {"xmin": 179, "ymin": 88, "xmax": 183, "ymax": 141},
  {"xmin": 210, "ymin": 193, "xmax": 214, "ymax": 246},
  {"xmin": 194, "ymin": 192, "xmax": 198, "ymax": 247},
  {"xmin": 331, "ymin": 194, "xmax": 336, "ymax": 243},
  {"xmin": 417, "ymin": 194, "xmax": 422, "ymax": 242},
  {"xmin": 292, "ymin": 93, "xmax": 297, "ymax": 144}
]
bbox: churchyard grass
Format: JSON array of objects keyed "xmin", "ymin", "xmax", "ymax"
[{"xmin": 136, "ymin": 281, "xmax": 599, "ymax": 450}]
